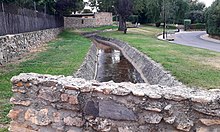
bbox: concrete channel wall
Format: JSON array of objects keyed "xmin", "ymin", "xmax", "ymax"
[
  {"xmin": 8, "ymin": 73, "xmax": 220, "ymax": 132},
  {"xmin": 93, "ymin": 35, "xmax": 182, "ymax": 87},
  {"xmin": 74, "ymin": 43, "xmax": 98, "ymax": 80},
  {"xmin": 0, "ymin": 28, "xmax": 63, "ymax": 65}
]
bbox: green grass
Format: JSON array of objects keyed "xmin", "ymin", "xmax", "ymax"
[
  {"xmin": 0, "ymin": 30, "xmax": 91, "ymax": 125},
  {"xmin": 79, "ymin": 25, "xmax": 118, "ymax": 32},
  {"xmin": 100, "ymin": 26, "xmax": 220, "ymax": 89},
  {"xmin": 0, "ymin": 128, "xmax": 8, "ymax": 132}
]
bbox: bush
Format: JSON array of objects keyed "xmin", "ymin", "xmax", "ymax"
[
  {"xmin": 206, "ymin": 0, "xmax": 220, "ymax": 36},
  {"xmin": 127, "ymin": 15, "xmax": 138, "ymax": 24},
  {"xmin": 184, "ymin": 19, "xmax": 191, "ymax": 31},
  {"xmin": 190, "ymin": 23, "xmax": 206, "ymax": 30}
]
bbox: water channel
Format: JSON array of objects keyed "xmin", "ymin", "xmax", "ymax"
[{"xmin": 94, "ymin": 41, "xmax": 144, "ymax": 83}]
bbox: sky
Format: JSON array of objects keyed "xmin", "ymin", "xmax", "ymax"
[
  {"xmin": 83, "ymin": 0, "xmax": 215, "ymax": 9},
  {"xmin": 199, "ymin": 0, "xmax": 214, "ymax": 7}
]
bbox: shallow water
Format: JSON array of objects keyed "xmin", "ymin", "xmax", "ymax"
[{"xmin": 95, "ymin": 42, "xmax": 144, "ymax": 83}]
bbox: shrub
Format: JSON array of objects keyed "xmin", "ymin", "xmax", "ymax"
[
  {"xmin": 190, "ymin": 23, "xmax": 206, "ymax": 30},
  {"xmin": 127, "ymin": 15, "xmax": 138, "ymax": 24},
  {"xmin": 206, "ymin": 0, "xmax": 220, "ymax": 36},
  {"xmin": 184, "ymin": 19, "xmax": 191, "ymax": 31}
]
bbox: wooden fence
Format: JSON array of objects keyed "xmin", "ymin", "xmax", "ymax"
[{"xmin": 0, "ymin": 3, "xmax": 63, "ymax": 36}]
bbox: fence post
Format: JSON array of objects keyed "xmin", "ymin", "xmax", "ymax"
[{"xmin": 1, "ymin": 2, "xmax": 7, "ymax": 35}]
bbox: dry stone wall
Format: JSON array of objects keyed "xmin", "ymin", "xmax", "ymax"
[
  {"xmin": 0, "ymin": 28, "xmax": 63, "ymax": 65},
  {"xmin": 92, "ymin": 35, "xmax": 182, "ymax": 87},
  {"xmin": 8, "ymin": 73, "xmax": 220, "ymax": 132}
]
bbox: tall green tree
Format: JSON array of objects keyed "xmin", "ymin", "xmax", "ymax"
[
  {"xmin": 56, "ymin": 0, "xmax": 84, "ymax": 15},
  {"xmin": 89, "ymin": 0, "xmax": 114, "ymax": 12},
  {"xmin": 115, "ymin": 0, "xmax": 133, "ymax": 32},
  {"xmin": 206, "ymin": 0, "xmax": 220, "ymax": 36}
]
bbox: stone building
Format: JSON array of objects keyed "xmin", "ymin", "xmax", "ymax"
[{"xmin": 64, "ymin": 12, "xmax": 113, "ymax": 29}]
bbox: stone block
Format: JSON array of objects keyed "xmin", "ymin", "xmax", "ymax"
[
  {"xmin": 10, "ymin": 97, "xmax": 31, "ymax": 106},
  {"xmin": 200, "ymin": 119, "xmax": 220, "ymax": 126},
  {"xmin": 143, "ymin": 112, "xmax": 163, "ymax": 124},
  {"xmin": 84, "ymin": 100, "xmax": 99, "ymax": 117},
  {"xmin": 64, "ymin": 116, "xmax": 85, "ymax": 127},
  {"xmin": 7, "ymin": 109, "xmax": 22, "ymax": 120},
  {"xmin": 25, "ymin": 108, "xmax": 52, "ymax": 126},
  {"xmin": 99, "ymin": 100, "xmax": 137, "ymax": 121},
  {"xmin": 68, "ymin": 95, "xmax": 79, "ymax": 105},
  {"xmin": 9, "ymin": 121, "xmax": 37, "ymax": 132},
  {"xmin": 38, "ymin": 87, "xmax": 61, "ymax": 102}
]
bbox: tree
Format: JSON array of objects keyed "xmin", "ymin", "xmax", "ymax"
[
  {"xmin": 206, "ymin": 0, "xmax": 220, "ymax": 37},
  {"xmin": 114, "ymin": 0, "xmax": 133, "ymax": 33},
  {"xmin": 89, "ymin": 0, "xmax": 115, "ymax": 12},
  {"xmin": 56, "ymin": 0, "xmax": 84, "ymax": 16},
  {"xmin": 185, "ymin": 10, "xmax": 204, "ymax": 23}
]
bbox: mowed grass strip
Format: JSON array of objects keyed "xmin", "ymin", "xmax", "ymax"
[
  {"xmin": 79, "ymin": 25, "xmax": 118, "ymax": 32},
  {"xmin": 0, "ymin": 30, "xmax": 91, "ymax": 125},
  {"xmin": 100, "ymin": 26, "xmax": 220, "ymax": 89}
]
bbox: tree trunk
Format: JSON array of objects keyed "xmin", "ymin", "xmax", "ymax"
[{"xmin": 118, "ymin": 15, "xmax": 126, "ymax": 31}]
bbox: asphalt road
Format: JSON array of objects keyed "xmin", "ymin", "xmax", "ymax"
[{"xmin": 172, "ymin": 31, "xmax": 220, "ymax": 52}]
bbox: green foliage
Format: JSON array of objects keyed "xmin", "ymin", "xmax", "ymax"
[
  {"xmin": 185, "ymin": 10, "xmax": 205, "ymax": 24},
  {"xmin": 184, "ymin": 19, "xmax": 191, "ymax": 31},
  {"xmin": 206, "ymin": 0, "xmax": 220, "ymax": 36},
  {"xmin": 190, "ymin": 23, "xmax": 206, "ymax": 30},
  {"xmin": 89, "ymin": 0, "xmax": 115, "ymax": 12},
  {"xmin": 127, "ymin": 15, "xmax": 138, "ymax": 24},
  {"xmin": 56, "ymin": 0, "xmax": 84, "ymax": 15}
]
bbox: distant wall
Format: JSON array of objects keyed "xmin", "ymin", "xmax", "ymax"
[
  {"xmin": 94, "ymin": 12, "xmax": 113, "ymax": 26},
  {"xmin": 0, "ymin": 28, "xmax": 63, "ymax": 65},
  {"xmin": 64, "ymin": 12, "xmax": 113, "ymax": 29},
  {"xmin": 8, "ymin": 73, "xmax": 220, "ymax": 132}
]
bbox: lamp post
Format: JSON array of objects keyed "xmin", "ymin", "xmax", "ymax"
[{"xmin": 163, "ymin": 0, "xmax": 166, "ymax": 39}]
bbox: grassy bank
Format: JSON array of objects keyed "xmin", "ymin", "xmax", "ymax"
[
  {"xmin": 100, "ymin": 26, "xmax": 220, "ymax": 89},
  {"xmin": 79, "ymin": 25, "xmax": 118, "ymax": 32},
  {"xmin": 0, "ymin": 30, "xmax": 91, "ymax": 127}
]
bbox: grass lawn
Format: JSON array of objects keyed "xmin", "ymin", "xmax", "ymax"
[
  {"xmin": 0, "ymin": 30, "xmax": 91, "ymax": 127},
  {"xmin": 100, "ymin": 26, "xmax": 220, "ymax": 89},
  {"xmin": 78, "ymin": 25, "xmax": 118, "ymax": 32}
]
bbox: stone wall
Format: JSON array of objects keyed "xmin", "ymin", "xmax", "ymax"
[
  {"xmin": 64, "ymin": 12, "xmax": 113, "ymax": 29},
  {"xmin": 64, "ymin": 17, "xmax": 96, "ymax": 29},
  {"xmin": 8, "ymin": 73, "xmax": 220, "ymax": 132},
  {"xmin": 0, "ymin": 28, "xmax": 63, "ymax": 65},
  {"xmin": 74, "ymin": 43, "xmax": 98, "ymax": 80},
  {"xmin": 94, "ymin": 12, "xmax": 113, "ymax": 26},
  {"xmin": 93, "ymin": 36, "xmax": 182, "ymax": 87}
]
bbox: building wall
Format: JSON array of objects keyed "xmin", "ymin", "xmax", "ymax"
[
  {"xmin": 8, "ymin": 73, "xmax": 220, "ymax": 132},
  {"xmin": 0, "ymin": 28, "xmax": 63, "ymax": 65},
  {"xmin": 95, "ymin": 12, "xmax": 113, "ymax": 26},
  {"xmin": 64, "ymin": 12, "xmax": 113, "ymax": 29}
]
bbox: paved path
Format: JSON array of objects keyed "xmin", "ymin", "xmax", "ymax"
[{"xmin": 172, "ymin": 31, "xmax": 220, "ymax": 52}]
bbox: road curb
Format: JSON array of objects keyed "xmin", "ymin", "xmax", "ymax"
[{"xmin": 200, "ymin": 34, "xmax": 220, "ymax": 44}]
